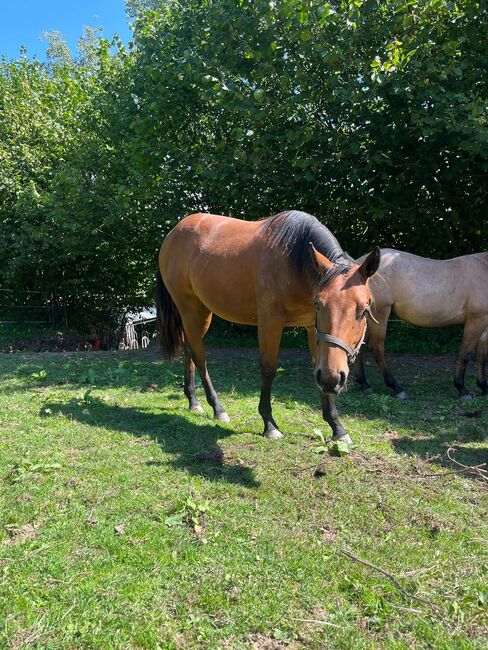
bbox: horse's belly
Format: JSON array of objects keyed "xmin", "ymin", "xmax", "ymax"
[
  {"xmin": 393, "ymin": 300, "xmax": 465, "ymax": 328},
  {"xmin": 189, "ymin": 264, "xmax": 259, "ymax": 326}
]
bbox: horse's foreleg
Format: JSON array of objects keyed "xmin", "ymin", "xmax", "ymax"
[
  {"xmin": 320, "ymin": 393, "xmax": 352, "ymax": 444},
  {"xmin": 476, "ymin": 327, "xmax": 488, "ymax": 395},
  {"xmin": 181, "ymin": 309, "xmax": 230, "ymax": 422},
  {"xmin": 258, "ymin": 320, "xmax": 284, "ymax": 439},
  {"xmin": 184, "ymin": 343, "xmax": 203, "ymax": 412},
  {"xmin": 368, "ymin": 309, "xmax": 407, "ymax": 399},
  {"xmin": 307, "ymin": 327, "xmax": 351, "ymax": 442}
]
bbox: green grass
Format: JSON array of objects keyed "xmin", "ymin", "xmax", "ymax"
[{"xmin": 0, "ymin": 348, "xmax": 487, "ymax": 649}]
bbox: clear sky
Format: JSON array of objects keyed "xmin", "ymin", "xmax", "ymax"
[{"xmin": 0, "ymin": 1, "xmax": 133, "ymax": 61}]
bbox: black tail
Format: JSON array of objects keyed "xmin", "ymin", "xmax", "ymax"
[{"xmin": 155, "ymin": 272, "xmax": 184, "ymax": 359}]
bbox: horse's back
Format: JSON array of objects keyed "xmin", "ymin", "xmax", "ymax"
[{"xmin": 367, "ymin": 248, "xmax": 488, "ymax": 327}]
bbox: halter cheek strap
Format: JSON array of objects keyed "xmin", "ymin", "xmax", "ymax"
[{"xmin": 315, "ymin": 317, "xmax": 367, "ymax": 364}]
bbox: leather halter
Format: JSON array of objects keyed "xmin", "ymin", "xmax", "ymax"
[{"xmin": 315, "ymin": 316, "xmax": 367, "ymax": 364}]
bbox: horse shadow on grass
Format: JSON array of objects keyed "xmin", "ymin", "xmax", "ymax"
[{"xmin": 49, "ymin": 396, "xmax": 259, "ymax": 488}]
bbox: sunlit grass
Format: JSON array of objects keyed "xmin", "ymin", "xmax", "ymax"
[{"xmin": 0, "ymin": 348, "xmax": 487, "ymax": 649}]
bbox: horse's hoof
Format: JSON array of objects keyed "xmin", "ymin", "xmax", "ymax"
[
  {"xmin": 395, "ymin": 391, "xmax": 408, "ymax": 401},
  {"xmin": 264, "ymin": 429, "xmax": 283, "ymax": 440},
  {"xmin": 332, "ymin": 433, "xmax": 353, "ymax": 445},
  {"xmin": 215, "ymin": 412, "xmax": 231, "ymax": 422},
  {"xmin": 460, "ymin": 393, "xmax": 473, "ymax": 402},
  {"xmin": 191, "ymin": 404, "xmax": 204, "ymax": 413}
]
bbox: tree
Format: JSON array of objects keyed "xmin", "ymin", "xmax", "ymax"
[{"xmin": 1, "ymin": 1, "xmax": 487, "ymax": 342}]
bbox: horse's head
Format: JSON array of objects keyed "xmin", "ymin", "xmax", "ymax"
[{"xmin": 310, "ymin": 244, "xmax": 380, "ymax": 394}]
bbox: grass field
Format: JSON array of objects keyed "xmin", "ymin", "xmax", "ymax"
[{"xmin": 0, "ymin": 347, "xmax": 487, "ymax": 649}]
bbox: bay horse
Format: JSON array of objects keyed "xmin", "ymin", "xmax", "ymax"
[
  {"xmin": 354, "ymin": 248, "xmax": 488, "ymax": 400},
  {"xmin": 156, "ymin": 211, "xmax": 380, "ymax": 443}
]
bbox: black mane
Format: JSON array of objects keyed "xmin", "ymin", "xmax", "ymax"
[{"xmin": 261, "ymin": 210, "xmax": 353, "ymax": 285}]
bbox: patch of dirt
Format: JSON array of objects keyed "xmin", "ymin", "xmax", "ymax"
[
  {"xmin": 2, "ymin": 344, "xmax": 460, "ymax": 375},
  {"xmin": 384, "ymin": 427, "xmax": 401, "ymax": 440},
  {"xmin": 206, "ymin": 347, "xmax": 458, "ymax": 372},
  {"xmin": 196, "ymin": 449, "xmax": 238, "ymax": 466},
  {"xmin": 196, "ymin": 449, "xmax": 225, "ymax": 465},
  {"xmin": 4, "ymin": 523, "xmax": 39, "ymax": 545},
  {"xmin": 9, "ymin": 624, "xmax": 52, "ymax": 650},
  {"xmin": 248, "ymin": 634, "xmax": 296, "ymax": 650},
  {"xmin": 141, "ymin": 383, "xmax": 160, "ymax": 392},
  {"xmin": 313, "ymin": 463, "xmax": 328, "ymax": 478},
  {"xmin": 356, "ymin": 616, "xmax": 370, "ymax": 631},
  {"xmin": 319, "ymin": 523, "xmax": 337, "ymax": 543},
  {"xmin": 382, "ymin": 352, "xmax": 457, "ymax": 371},
  {"xmin": 452, "ymin": 406, "xmax": 482, "ymax": 418}
]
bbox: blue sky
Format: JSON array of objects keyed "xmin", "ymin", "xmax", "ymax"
[{"xmin": 0, "ymin": 1, "xmax": 133, "ymax": 60}]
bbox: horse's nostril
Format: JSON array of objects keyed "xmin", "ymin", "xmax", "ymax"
[
  {"xmin": 339, "ymin": 371, "xmax": 346, "ymax": 388},
  {"xmin": 316, "ymin": 369, "xmax": 322, "ymax": 383}
]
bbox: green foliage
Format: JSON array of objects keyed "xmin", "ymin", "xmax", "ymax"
[
  {"xmin": 8, "ymin": 456, "xmax": 62, "ymax": 483},
  {"xmin": 1, "ymin": 1, "xmax": 487, "ymax": 340},
  {"xmin": 165, "ymin": 495, "xmax": 210, "ymax": 528},
  {"xmin": 329, "ymin": 440, "xmax": 351, "ymax": 456}
]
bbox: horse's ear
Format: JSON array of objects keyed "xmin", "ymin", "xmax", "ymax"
[
  {"xmin": 358, "ymin": 246, "xmax": 381, "ymax": 280},
  {"xmin": 308, "ymin": 242, "xmax": 334, "ymax": 276}
]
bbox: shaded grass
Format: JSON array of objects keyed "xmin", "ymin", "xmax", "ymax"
[{"xmin": 0, "ymin": 348, "xmax": 487, "ymax": 649}]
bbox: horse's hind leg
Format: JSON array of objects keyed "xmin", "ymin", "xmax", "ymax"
[
  {"xmin": 476, "ymin": 327, "xmax": 488, "ymax": 395},
  {"xmin": 180, "ymin": 306, "xmax": 230, "ymax": 422},
  {"xmin": 454, "ymin": 318, "xmax": 486, "ymax": 399},
  {"xmin": 368, "ymin": 307, "xmax": 407, "ymax": 399},
  {"xmin": 184, "ymin": 343, "xmax": 203, "ymax": 412},
  {"xmin": 354, "ymin": 349, "xmax": 373, "ymax": 394}
]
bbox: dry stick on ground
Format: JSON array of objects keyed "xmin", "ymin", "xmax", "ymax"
[
  {"xmin": 340, "ymin": 549, "xmax": 442, "ymax": 616},
  {"xmin": 350, "ymin": 449, "xmax": 488, "ymax": 486},
  {"xmin": 447, "ymin": 447, "xmax": 488, "ymax": 484},
  {"xmin": 289, "ymin": 617, "xmax": 343, "ymax": 629}
]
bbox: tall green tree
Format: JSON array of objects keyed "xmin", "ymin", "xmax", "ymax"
[{"xmin": 1, "ymin": 1, "xmax": 487, "ymax": 338}]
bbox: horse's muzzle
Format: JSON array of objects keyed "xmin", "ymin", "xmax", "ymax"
[{"xmin": 315, "ymin": 369, "xmax": 347, "ymax": 394}]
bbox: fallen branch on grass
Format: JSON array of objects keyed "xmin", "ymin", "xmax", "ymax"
[
  {"xmin": 446, "ymin": 447, "xmax": 488, "ymax": 484},
  {"xmin": 289, "ymin": 617, "xmax": 342, "ymax": 629},
  {"xmin": 349, "ymin": 449, "xmax": 488, "ymax": 487},
  {"xmin": 340, "ymin": 549, "xmax": 442, "ymax": 616}
]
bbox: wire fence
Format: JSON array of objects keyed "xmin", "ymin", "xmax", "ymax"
[{"xmin": 0, "ymin": 289, "xmax": 57, "ymax": 325}]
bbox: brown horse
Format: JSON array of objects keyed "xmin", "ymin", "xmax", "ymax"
[
  {"xmin": 355, "ymin": 248, "xmax": 488, "ymax": 400},
  {"xmin": 157, "ymin": 211, "xmax": 380, "ymax": 443}
]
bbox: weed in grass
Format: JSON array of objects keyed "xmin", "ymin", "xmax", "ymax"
[
  {"xmin": 31, "ymin": 369, "xmax": 47, "ymax": 382},
  {"xmin": 8, "ymin": 455, "xmax": 62, "ymax": 483}
]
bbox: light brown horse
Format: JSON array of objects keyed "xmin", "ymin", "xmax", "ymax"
[
  {"xmin": 156, "ymin": 211, "xmax": 380, "ymax": 443},
  {"xmin": 355, "ymin": 248, "xmax": 488, "ymax": 400}
]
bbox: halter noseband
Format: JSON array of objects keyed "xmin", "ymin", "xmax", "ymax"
[{"xmin": 315, "ymin": 316, "xmax": 367, "ymax": 364}]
